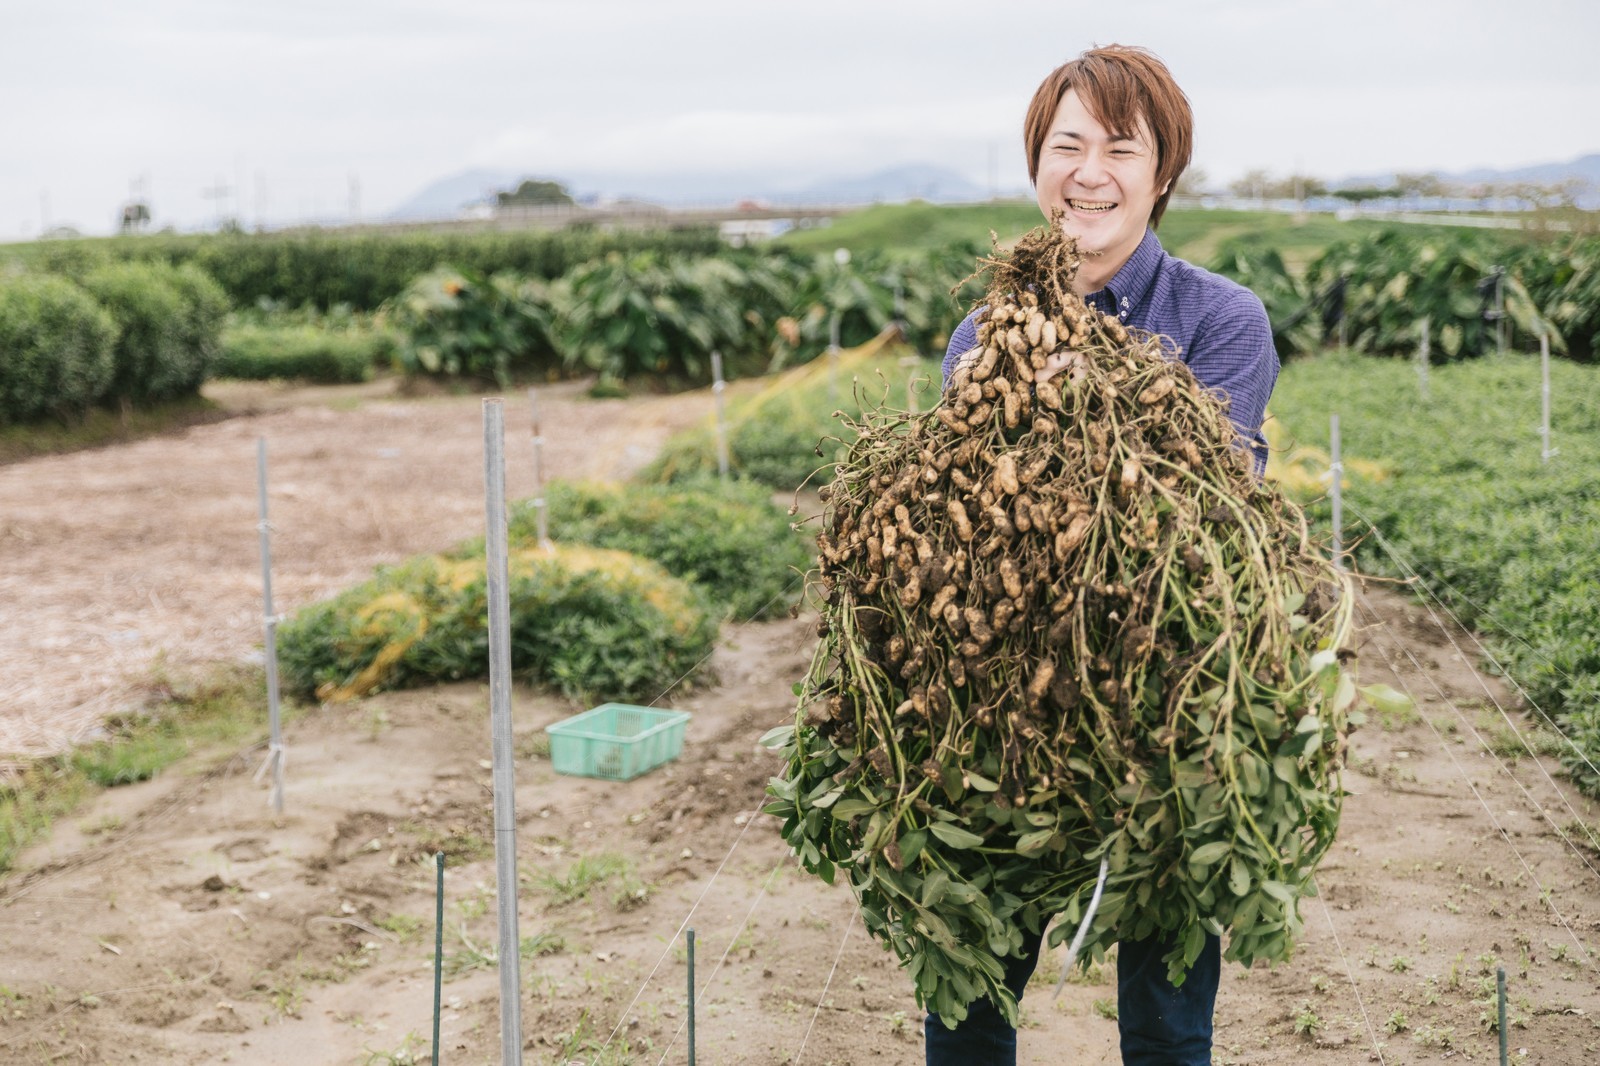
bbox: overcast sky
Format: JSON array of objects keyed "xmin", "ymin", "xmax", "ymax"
[{"xmin": 6, "ymin": 0, "xmax": 1599, "ymax": 237}]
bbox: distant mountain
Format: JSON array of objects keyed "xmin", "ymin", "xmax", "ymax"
[
  {"xmin": 384, "ymin": 163, "xmax": 1004, "ymax": 220},
  {"xmin": 1445, "ymin": 152, "xmax": 1600, "ymax": 188},
  {"xmin": 386, "ymin": 167, "xmax": 523, "ymax": 219},
  {"xmin": 1333, "ymin": 153, "xmax": 1600, "ymax": 191},
  {"xmin": 784, "ymin": 165, "xmax": 992, "ymax": 204}
]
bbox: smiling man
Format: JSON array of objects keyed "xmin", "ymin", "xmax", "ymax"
[
  {"xmin": 946, "ymin": 45, "xmax": 1277, "ymax": 479},
  {"xmin": 932, "ymin": 45, "xmax": 1278, "ymax": 1065}
]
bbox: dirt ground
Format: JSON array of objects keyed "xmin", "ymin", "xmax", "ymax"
[{"xmin": 2, "ymin": 383, "xmax": 1599, "ymax": 1065}]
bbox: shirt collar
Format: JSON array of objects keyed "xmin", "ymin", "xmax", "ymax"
[{"xmin": 1088, "ymin": 227, "xmax": 1164, "ymax": 318}]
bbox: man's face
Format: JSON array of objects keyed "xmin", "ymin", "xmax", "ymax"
[{"xmin": 1033, "ymin": 87, "xmax": 1166, "ymax": 287}]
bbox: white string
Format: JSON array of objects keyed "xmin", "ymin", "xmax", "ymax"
[
  {"xmin": 1371, "ymin": 609, "xmax": 1600, "ymax": 887},
  {"xmin": 653, "ymin": 859, "xmax": 787, "ymax": 1065},
  {"xmin": 640, "ymin": 573, "xmax": 806, "ymax": 709},
  {"xmin": 1311, "ymin": 885, "xmax": 1388, "ymax": 1066},
  {"xmin": 595, "ymin": 801, "xmax": 775, "ymax": 1055},
  {"xmin": 595, "ymin": 573, "xmax": 811, "ymax": 1053},
  {"xmin": 792, "ymin": 900, "xmax": 859, "ymax": 1066},
  {"xmin": 1356, "ymin": 594, "xmax": 1593, "ymax": 964},
  {"xmin": 1052, "ymin": 857, "xmax": 1110, "ymax": 1000},
  {"xmin": 1349, "ymin": 504, "xmax": 1600, "ymax": 785}
]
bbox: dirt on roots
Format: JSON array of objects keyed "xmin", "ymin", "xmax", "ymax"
[{"xmin": 1, "ymin": 381, "xmax": 1598, "ymax": 1064}]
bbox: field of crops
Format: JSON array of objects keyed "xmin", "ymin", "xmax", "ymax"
[{"xmin": 1, "ymin": 203, "xmax": 1598, "ymax": 1063}]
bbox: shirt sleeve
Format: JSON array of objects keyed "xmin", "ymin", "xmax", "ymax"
[
  {"xmin": 941, "ymin": 308, "xmax": 983, "ymax": 387},
  {"xmin": 1184, "ymin": 288, "xmax": 1280, "ymax": 476}
]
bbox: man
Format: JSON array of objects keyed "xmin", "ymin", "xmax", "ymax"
[{"xmin": 930, "ymin": 44, "xmax": 1278, "ymax": 1065}]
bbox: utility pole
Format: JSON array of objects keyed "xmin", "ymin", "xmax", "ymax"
[{"xmin": 201, "ymin": 176, "xmax": 232, "ymax": 231}]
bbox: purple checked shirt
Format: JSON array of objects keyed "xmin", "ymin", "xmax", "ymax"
[{"xmin": 942, "ymin": 227, "xmax": 1279, "ymax": 475}]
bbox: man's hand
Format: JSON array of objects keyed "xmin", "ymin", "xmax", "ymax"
[{"xmin": 1035, "ymin": 349, "xmax": 1076, "ymax": 384}]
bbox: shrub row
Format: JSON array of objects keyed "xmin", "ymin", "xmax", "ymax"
[
  {"xmin": 215, "ymin": 323, "xmax": 391, "ymax": 383},
  {"xmin": 520, "ymin": 478, "xmax": 813, "ymax": 620},
  {"xmin": 0, "ymin": 262, "xmax": 226, "ymax": 425},
  {"xmin": 1269, "ymin": 352, "xmax": 1600, "ymax": 794},
  {"xmin": 7, "ymin": 228, "xmax": 726, "ymax": 312},
  {"xmin": 278, "ymin": 545, "xmax": 719, "ymax": 705},
  {"xmin": 645, "ymin": 331, "xmax": 938, "ymax": 493},
  {"xmin": 279, "ymin": 474, "xmax": 812, "ymax": 702}
]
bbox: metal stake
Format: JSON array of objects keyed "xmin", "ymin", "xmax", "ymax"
[
  {"xmin": 687, "ymin": 928, "xmax": 697, "ymax": 1066},
  {"xmin": 711, "ymin": 350, "xmax": 730, "ymax": 482},
  {"xmin": 254, "ymin": 438, "xmax": 284, "ymax": 814},
  {"xmin": 1497, "ymin": 966, "xmax": 1508, "ymax": 1066},
  {"xmin": 1496, "ymin": 269, "xmax": 1506, "ymax": 357},
  {"xmin": 526, "ymin": 388, "xmax": 550, "ymax": 548},
  {"xmin": 1329, "ymin": 415, "xmax": 1344, "ymax": 572},
  {"xmin": 483, "ymin": 400, "xmax": 524, "ymax": 1065},
  {"xmin": 1540, "ymin": 333, "xmax": 1556, "ymax": 462},
  {"xmin": 1417, "ymin": 318, "xmax": 1430, "ymax": 402},
  {"xmin": 434, "ymin": 852, "xmax": 445, "ymax": 1066},
  {"xmin": 828, "ymin": 311, "xmax": 841, "ymax": 407}
]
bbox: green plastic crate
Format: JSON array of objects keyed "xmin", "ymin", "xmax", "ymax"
[{"xmin": 545, "ymin": 703, "xmax": 692, "ymax": 781}]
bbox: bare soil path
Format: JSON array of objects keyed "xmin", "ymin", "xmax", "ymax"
[
  {"xmin": 0, "ymin": 378, "xmax": 707, "ymax": 761},
  {"xmin": 1, "ymin": 384, "xmax": 1598, "ymax": 1063}
]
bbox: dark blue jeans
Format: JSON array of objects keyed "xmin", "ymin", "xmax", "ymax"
[{"xmin": 924, "ymin": 927, "xmax": 1220, "ymax": 1065}]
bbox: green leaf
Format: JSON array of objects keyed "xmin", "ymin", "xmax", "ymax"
[
  {"xmin": 1187, "ymin": 841, "xmax": 1232, "ymax": 868},
  {"xmin": 929, "ymin": 823, "xmax": 985, "ymax": 850},
  {"xmin": 1359, "ymin": 683, "xmax": 1412, "ymax": 718},
  {"xmin": 1015, "ymin": 829, "xmax": 1055, "ymax": 857},
  {"xmin": 965, "ymin": 771, "xmax": 1000, "ymax": 793},
  {"xmin": 758, "ymin": 725, "xmax": 794, "ymax": 749}
]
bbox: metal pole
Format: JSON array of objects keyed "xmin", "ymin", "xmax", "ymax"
[
  {"xmin": 1496, "ymin": 966, "xmax": 1508, "ymax": 1066},
  {"xmin": 526, "ymin": 389, "xmax": 550, "ymax": 548},
  {"xmin": 483, "ymin": 400, "xmax": 524, "ymax": 1066},
  {"xmin": 687, "ymin": 928, "xmax": 697, "ymax": 1066},
  {"xmin": 1540, "ymin": 332, "xmax": 1556, "ymax": 462},
  {"xmin": 711, "ymin": 350, "xmax": 730, "ymax": 482},
  {"xmin": 1330, "ymin": 415, "xmax": 1344, "ymax": 572},
  {"xmin": 255, "ymin": 438, "xmax": 284, "ymax": 814},
  {"xmin": 1495, "ymin": 269, "xmax": 1506, "ymax": 357},
  {"xmin": 828, "ymin": 311, "xmax": 841, "ymax": 407},
  {"xmin": 433, "ymin": 852, "xmax": 445, "ymax": 1066},
  {"xmin": 1417, "ymin": 318, "xmax": 1430, "ymax": 402}
]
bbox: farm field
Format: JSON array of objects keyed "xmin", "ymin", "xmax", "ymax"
[{"xmin": 1, "ymin": 373, "xmax": 1598, "ymax": 1064}]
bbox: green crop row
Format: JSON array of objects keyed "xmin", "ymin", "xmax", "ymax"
[
  {"xmin": 0, "ymin": 261, "xmax": 226, "ymax": 425},
  {"xmin": 1211, "ymin": 227, "xmax": 1600, "ymax": 362},
  {"xmin": 1269, "ymin": 351, "xmax": 1600, "ymax": 794},
  {"xmin": 384, "ymin": 243, "xmax": 982, "ymax": 390},
  {"xmin": 3, "ymin": 227, "xmax": 726, "ymax": 312}
]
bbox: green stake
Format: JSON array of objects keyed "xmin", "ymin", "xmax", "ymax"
[
  {"xmin": 434, "ymin": 851, "xmax": 445, "ymax": 1065},
  {"xmin": 687, "ymin": 928, "xmax": 697, "ymax": 1066},
  {"xmin": 1497, "ymin": 966, "xmax": 1508, "ymax": 1066}
]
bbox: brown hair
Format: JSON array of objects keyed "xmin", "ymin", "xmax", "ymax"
[{"xmin": 1023, "ymin": 45, "xmax": 1193, "ymax": 229}]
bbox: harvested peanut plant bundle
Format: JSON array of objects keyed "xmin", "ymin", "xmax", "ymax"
[{"xmin": 765, "ymin": 221, "xmax": 1392, "ymax": 1027}]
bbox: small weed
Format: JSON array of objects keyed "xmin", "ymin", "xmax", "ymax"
[
  {"xmin": 535, "ymin": 853, "xmax": 636, "ymax": 907},
  {"xmin": 888, "ymin": 1009, "xmax": 911, "ymax": 1037},
  {"xmin": 1385, "ymin": 1010, "xmax": 1409, "ymax": 1034},
  {"xmin": 376, "ymin": 914, "xmax": 426, "ymax": 942},
  {"xmin": 1293, "ymin": 1002, "xmax": 1323, "ymax": 1038},
  {"xmin": 1310, "ymin": 974, "xmax": 1330, "ymax": 994},
  {"xmin": 1091, "ymin": 998, "xmax": 1117, "ymax": 1021},
  {"xmin": 361, "ymin": 1031, "xmax": 426, "ymax": 1065},
  {"xmin": 519, "ymin": 732, "xmax": 552, "ymax": 760},
  {"xmin": 1412, "ymin": 1023, "xmax": 1454, "ymax": 1049},
  {"xmin": 78, "ymin": 814, "xmax": 124, "ymax": 836},
  {"xmin": 1388, "ymin": 955, "xmax": 1412, "ymax": 973}
]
